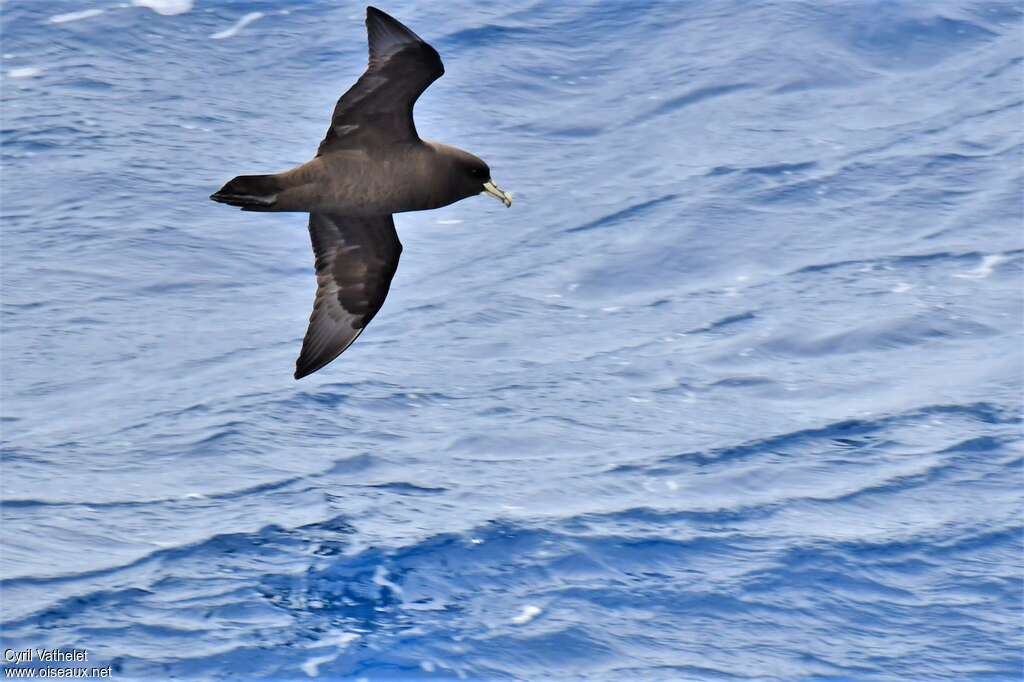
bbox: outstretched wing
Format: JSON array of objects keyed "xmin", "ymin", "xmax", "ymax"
[
  {"xmin": 295, "ymin": 213, "xmax": 402, "ymax": 379},
  {"xmin": 317, "ymin": 6, "xmax": 444, "ymax": 155}
]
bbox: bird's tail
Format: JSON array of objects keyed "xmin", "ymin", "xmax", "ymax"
[{"xmin": 210, "ymin": 174, "xmax": 281, "ymax": 211}]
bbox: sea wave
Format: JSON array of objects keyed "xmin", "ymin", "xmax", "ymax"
[{"xmin": 1, "ymin": 0, "xmax": 1021, "ymax": 678}]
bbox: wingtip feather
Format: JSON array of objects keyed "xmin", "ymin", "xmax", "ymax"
[
  {"xmin": 294, "ymin": 348, "xmax": 326, "ymax": 380},
  {"xmin": 364, "ymin": 5, "xmax": 426, "ymax": 64}
]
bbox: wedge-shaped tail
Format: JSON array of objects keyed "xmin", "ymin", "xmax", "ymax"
[{"xmin": 210, "ymin": 174, "xmax": 281, "ymax": 211}]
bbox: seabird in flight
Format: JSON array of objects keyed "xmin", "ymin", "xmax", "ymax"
[{"xmin": 211, "ymin": 6, "xmax": 512, "ymax": 379}]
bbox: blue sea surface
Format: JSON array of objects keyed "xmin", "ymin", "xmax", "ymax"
[{"xmin": 1, "ymin": 1, "xmax": 1022, "ymax": 679}]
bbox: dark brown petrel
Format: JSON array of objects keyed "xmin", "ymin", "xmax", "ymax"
[{"xmin": 211, "ymin": 6, "xmax": 512, "ymax": 379}]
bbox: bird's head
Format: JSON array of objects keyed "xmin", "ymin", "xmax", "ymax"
[{"xmin": 445, "ymin": 147, "xmax": 512, "ymax": 208}]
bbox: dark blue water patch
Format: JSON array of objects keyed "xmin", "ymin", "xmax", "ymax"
[
  {"xmin": 277, "ymin": 519, "xmax": 1019, "ymax": 678},
  {"xmin": 2, "ymin": 506, "xmax": 1020, "ymax": 678}
]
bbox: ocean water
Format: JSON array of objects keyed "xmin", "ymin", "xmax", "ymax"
[{"xmin": 1, "ymin": 0, "xmax": 1022, "ymax": 679}]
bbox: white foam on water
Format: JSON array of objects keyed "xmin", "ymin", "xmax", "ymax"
[
  {"xmin": 437, "ymin": 219, "xmax": 463, "ymax": 224},
  {"xmin": 300, "ymin": 653, "xmax": 336, "ymax": 677},
  {"xmin": 132, "ymin": 0, "xmax": 193, "ymax": 15},
  {"xmin": 7, "ymin": 67, "xmax": 43, "ymax": 79},
  {"xmin": 511, "ymin": 605, "xmax": 542, "ymax": 625},
  {"xmin": 953, "ymin": 253, "xmax": 1008, "ymax": 280},
  {"xmin": 372, "ymin": 565, "xmax": 404, "ymax": 598},
  {"xmin": 211, "ymin": 12, "xmax": 264, "ymax": 40},
  {"xmin": 50, "ymin": 9, "xmax": 105, "ymax": 24},
  {"xmin": 301, "ymin": 633, "xmax": 359, "ymax": 678},
  {"xmin": 891, "ymin": 282, "xmax": 913, "ymax": 293}
]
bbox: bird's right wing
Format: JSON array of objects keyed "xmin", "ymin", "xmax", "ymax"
[
  {"xmin": 295, "ymin": 213, "xmax": 402, "ymax": 379},
  {"xmin": 316, "ymin": 6, "xmax": 444, "ymax": 155}
]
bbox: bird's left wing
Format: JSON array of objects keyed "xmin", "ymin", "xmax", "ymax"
[
  {"xmin": 317, "ymin": 6, "xmax": 444, "ymax": 155},
  {"xmin": 295, "ymin": 213, "xmax": 402, "ymax": 379}
]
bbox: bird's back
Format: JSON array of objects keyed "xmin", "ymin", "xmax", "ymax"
[{"xmin": 269, "ymin": 143, "xmax": 463, "ymax": 215}]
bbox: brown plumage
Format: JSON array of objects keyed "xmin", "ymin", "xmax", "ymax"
[{"xmin": 210, "ymin": 6, "xmax": 511, "ymax": 379}]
